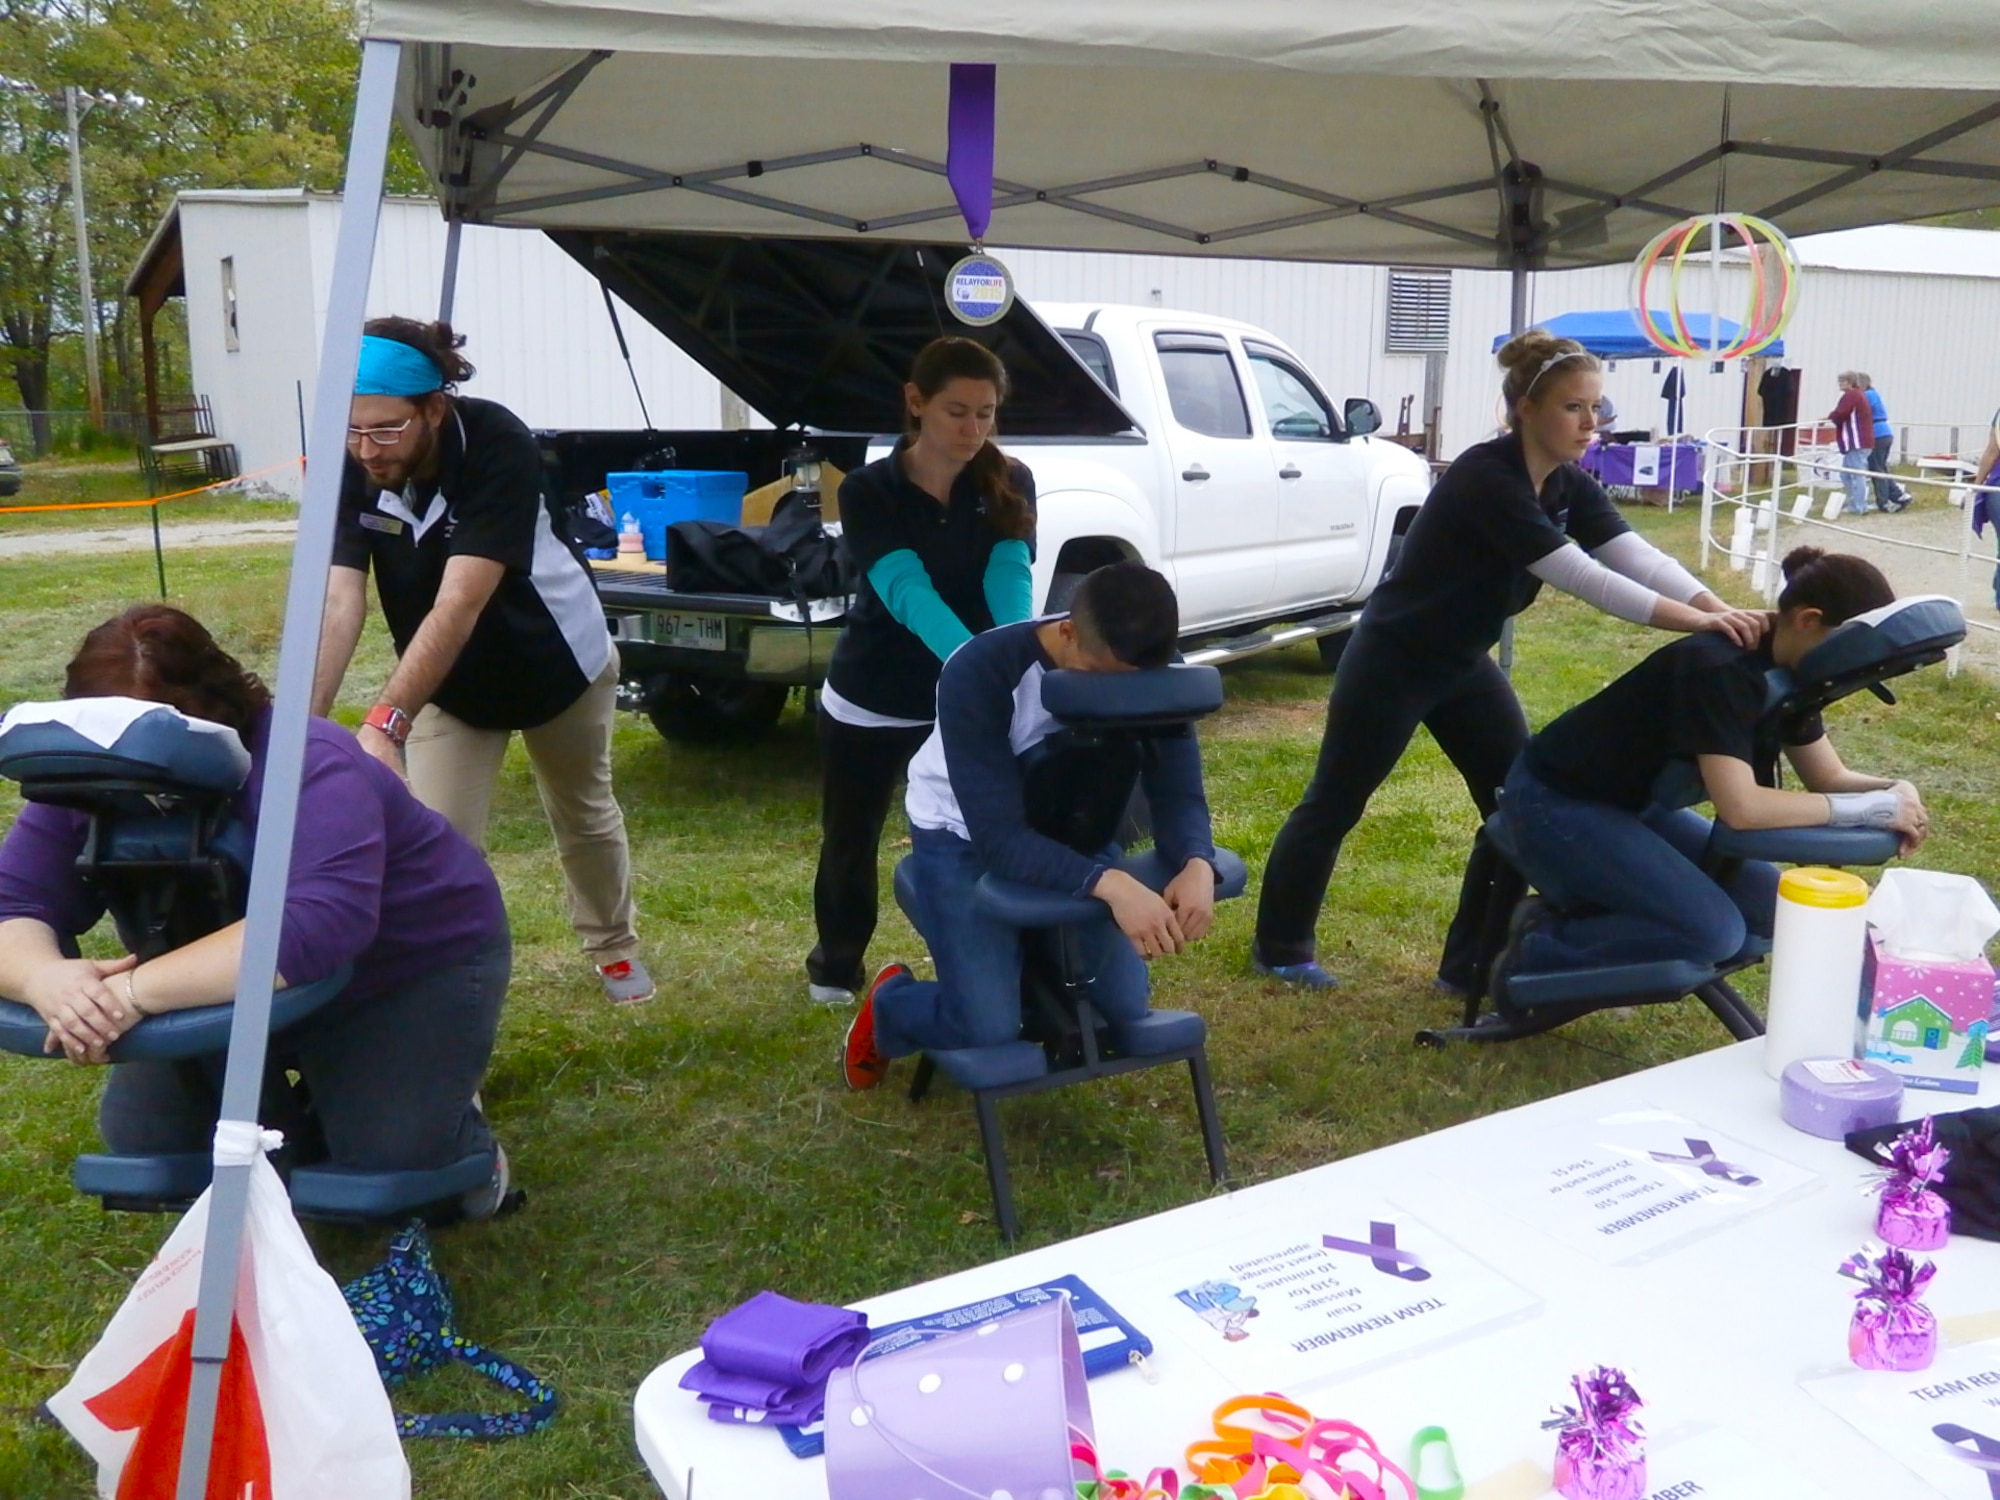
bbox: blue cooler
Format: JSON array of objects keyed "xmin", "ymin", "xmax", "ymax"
[{"xmin": 606, "ymin": 470, "xmax": 748, "ymax": 561}]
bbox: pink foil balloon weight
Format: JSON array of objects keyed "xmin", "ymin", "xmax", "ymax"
[
  {"xmin": 1842, "ymin": 1246, "xmax": 1938, "ymax": 1372},
  {"xmin": 1546, "ymin": 1366, "xmax": 1646, "ymax": 1500},
  {"xmin": 1873, "ymin": 1117, "xmax": 1952, "ymax": 1251}
]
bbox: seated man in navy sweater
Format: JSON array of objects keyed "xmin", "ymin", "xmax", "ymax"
[{"xmin": 843, "ymin": 562, "xmax": 1219, "ymax": 1089}]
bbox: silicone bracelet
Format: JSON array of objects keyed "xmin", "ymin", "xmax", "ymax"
[{"xmin": 1409, "ymin": 1425, "xmax": 1465, "ymax": 1500}]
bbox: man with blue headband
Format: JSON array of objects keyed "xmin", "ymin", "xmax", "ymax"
[{"xmin": 311, "ymin": 318, "xmax": 655, "ymax": 1005}]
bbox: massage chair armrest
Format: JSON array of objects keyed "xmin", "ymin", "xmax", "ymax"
[
  {"xmin": 1706, "ymin": 822, "xmax": 1900, "ymax": 867},
  {"xmin": 972, "ymin": 846, "xmax": 1248, "ymax": 929},
  {"xmin": 0, "ymin": 966, "xmax": 352, "ymax": 1062}
]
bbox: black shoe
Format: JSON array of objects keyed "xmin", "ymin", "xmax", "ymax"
[{"xmin": 1490, "ymin": 897, "xmax": 1550, "ymax": 1010}]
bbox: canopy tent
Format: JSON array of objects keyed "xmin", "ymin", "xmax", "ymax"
[
  {"xmin": 1489, "ymin": 310, "xmax": 1784, "ymax": 359},
  {"xmin": 164, "ymin": 6, "xmax": 2000, "ymax": 1496}
]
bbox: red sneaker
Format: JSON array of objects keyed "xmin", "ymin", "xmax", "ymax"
[{"xmin": 843, "ymin": 964, "xmax": 904, "ymax": 1091}]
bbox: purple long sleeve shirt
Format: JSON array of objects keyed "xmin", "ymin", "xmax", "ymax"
[{"xmin": 0, "ymin": 709, "xmax": 505, "ymax": 1000}]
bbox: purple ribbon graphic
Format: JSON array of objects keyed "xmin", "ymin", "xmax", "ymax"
[
  {"xmin": 1323, "ymin": 1221, "xmax": 1431, "ymax": 1282},
  {"xmin": 1936, "ymin": 1424, "xmax": 2000, "ymax": 1498},
  {"xmin": 1648, "ymin": 1138, "xmax": 1762, "ymax": 1187},
  {"xmin": 946, "ymin": 63, "xmax": 996, "ymax": 243}
]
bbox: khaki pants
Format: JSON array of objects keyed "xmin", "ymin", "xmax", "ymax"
[{"xmin": 407, "ymin": 652, "xmax": 639, "ymax": 966}]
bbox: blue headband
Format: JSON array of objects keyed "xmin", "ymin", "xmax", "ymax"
[{"xmin": 354, "ymin": 336, "xmax": 445, "ymax": 397}]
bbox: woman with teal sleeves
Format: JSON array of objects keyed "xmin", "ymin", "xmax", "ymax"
[{"xmin": 806, "ymin": 337, "xmax": 1038, "ymax": 1004}]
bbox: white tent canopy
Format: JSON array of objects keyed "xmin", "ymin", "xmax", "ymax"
[{"xmin": 359, "ymin": 1, "xmax": 2000, "ymax": 267}]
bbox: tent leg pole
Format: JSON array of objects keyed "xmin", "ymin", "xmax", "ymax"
[
  {"xmin": 439, "ymin": 216, "xmax": 463, "ymax": 323},
  {"xmin": 173, "ymin": 36, "xmax": 401, "ymax": 1500},
  {"xmin": 1499, "ymin": 257, "xmax": 1529, "ymax": 678}
]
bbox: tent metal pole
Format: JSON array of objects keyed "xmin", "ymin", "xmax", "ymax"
[
  {"xmin": 440, "ymin": 216, "xmax": 463, "ymax": 322},
  {"xmin": 1499, "ymin": 257, "xmax": 1529, "ymax": 676},
  {"xmin": 173, "ymin": 35, "xmax": 401, "ymax": 1500}
]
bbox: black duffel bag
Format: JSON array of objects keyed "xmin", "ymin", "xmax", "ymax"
[{"xmin": 664, "ymin": 492, "xmax": 849, "ymax": 599}]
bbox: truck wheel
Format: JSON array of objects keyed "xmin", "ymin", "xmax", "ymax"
[
  {"xmin": 1315, "ymin": 631, "xmax": 1352, "ymax": 672},
  {"xmin": 644, "ymin": 674, "xmax": 789, "ymax": 743}
]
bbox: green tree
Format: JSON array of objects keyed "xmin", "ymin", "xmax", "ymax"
[{"xmin": 0, "ymin": 0, "xmax": 428, "ymax": 452}]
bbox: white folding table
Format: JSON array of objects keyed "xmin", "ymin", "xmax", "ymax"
[{"xmin": 634, "ymin": 1041, "xmax": 2000, "ymax": 1499}]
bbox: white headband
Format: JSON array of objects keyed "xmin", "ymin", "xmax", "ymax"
[{"xmin": 1523, "ymin": 349, "xmax": 1589, "ymax": 397}]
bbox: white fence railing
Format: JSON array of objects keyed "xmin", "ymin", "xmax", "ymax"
[{"xmin": 1698, "ymin": 423, "xmax": 1998, "ymax": 679}]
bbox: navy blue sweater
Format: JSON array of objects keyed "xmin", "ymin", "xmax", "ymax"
[{"xmin": 904, "ymin": 620, "xmax": 1217, "ymax": 893}]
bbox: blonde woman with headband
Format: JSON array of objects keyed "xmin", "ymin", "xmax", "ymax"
[{"xmin": 1253, "ymin": 329, "xmax": 1768, "ymax": 992}]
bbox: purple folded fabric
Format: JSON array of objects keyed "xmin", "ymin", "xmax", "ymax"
[
  {"xmin": 679, "ymin": 1358, "xmax": 796, "ymax": 1411},
  {"xmin": 701, "ymin": 1390, "xmax": 826, "ymax": 1426},
  {"xmin": 697, "ymin": 1290, "xmax": 869, "ymax": 1388}
]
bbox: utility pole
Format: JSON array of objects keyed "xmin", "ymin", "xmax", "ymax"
[{"xmin": 64, "ymin": 84, "xmax": 104, "ymax": 429}]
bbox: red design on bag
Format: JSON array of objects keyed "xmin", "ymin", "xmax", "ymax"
[{"xmin": 84, "ymin": 1308, "xmax": 272, "ymax": 1500}]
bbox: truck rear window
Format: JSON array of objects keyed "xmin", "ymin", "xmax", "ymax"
[
  {"xmin": 1155, "ymin": 332, "xmax": 1251, "ymax": 440},
  {"xmin": 1059, "ymin": 331, "xmax": 1119, "ymax": 396}
]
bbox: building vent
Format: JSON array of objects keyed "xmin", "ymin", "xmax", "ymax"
[{"xmin": 1385, "ymin": 269, "xmax": 1451, "ymax": 353}]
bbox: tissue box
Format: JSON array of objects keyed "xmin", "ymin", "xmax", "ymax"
[{"xmin": 1861, "ymin": 933, "xmax": 1995, "ymax": 1094}]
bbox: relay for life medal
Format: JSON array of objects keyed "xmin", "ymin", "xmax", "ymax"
[{"xmin": 946, "ymin": 251, "xmax": 1014, "ymax": 327}]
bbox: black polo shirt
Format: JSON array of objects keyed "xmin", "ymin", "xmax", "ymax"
[
  {"xmin": 334, "ymin": 397, "xmax": 610, "ymax": 731},
  {"xmin": 1524, "ymin": 634, "xmax": 1826, "ymax": 811},
  {"xmin": 1362, "ymin": 431, "xmax": 1630, "ymax": 664},
  {"xmin": 824, "ymin": 442, "xmax": 1037, "ymax": 722}
]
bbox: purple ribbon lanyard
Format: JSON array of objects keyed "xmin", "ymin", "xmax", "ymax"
[
  {"xmin": 1323, "ymin": 1221, "xmax": 1431, "ymax": 1282},
  {"xmin": 947, "ymin": 63, "xmax": 996, "ymax": 245},
  {"xmin": 1936, "ymin": 1424, "xmax": 2000, "ymax": 1497},
  {"xmin": 1648, "ymin": 1137, "xmax": 1762, "ymax": 1187}
]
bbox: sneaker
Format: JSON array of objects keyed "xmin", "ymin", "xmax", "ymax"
[
  {"xmin": 461, "ymin": 1143, "xmax": 510, "ymax": 1222},
  {"xmin": 598, "ymin": 958, "xmax": 656, "ymax": 1005},
  {"xmin": 808, "ymin": 982, "xmax": 857, "ymax": 1006},
  {"xmin": 843, "ymin": 964, "xmax": 902, "ymax": 1091},
  {"xmin": 1251, "ymin": 953, "xmax": 1341, "ymax": 989}
]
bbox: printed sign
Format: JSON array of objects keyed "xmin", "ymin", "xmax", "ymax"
[
  {"xmin": 945, "ymin": 251, "xmax": 1015, "ymax": 326},
  {"xmin": 1804, "ymin": 1339, "xmax": 2000, "ymax": 1498},
  {"xmin": 1463, "ymin": 1109, "xmax": 1818, "ymax": 1265},
  {"xmin": 1125, "ymin": 1199, "xmax": 1538, "ymax": 1393}
]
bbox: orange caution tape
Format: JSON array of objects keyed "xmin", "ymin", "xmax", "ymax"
[{"xmin": 0, "ymin": 458, "xmax": 302, "ymax": 518}]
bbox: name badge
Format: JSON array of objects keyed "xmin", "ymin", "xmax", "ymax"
[{"xmin": 359, "ymin": 513, "xmax": 404, "ymax": 535}]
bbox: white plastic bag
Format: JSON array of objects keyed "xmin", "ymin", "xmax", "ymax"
[{"xmin": 45, "ymin": 1123, "xmax": 409, "ymax": 1500}]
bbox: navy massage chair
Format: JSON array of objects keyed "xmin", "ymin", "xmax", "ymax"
[
  {"xmin": 1421, "ymin": 595, "xmax": 1967, "ymax": 1047},
  {"xmin": 892, "ymin": 663, "xmax": 1246, "ymax": 1242},
  {"xmin": 0, "ymin": 700, "xmax": 498, "ymax": 1222}
]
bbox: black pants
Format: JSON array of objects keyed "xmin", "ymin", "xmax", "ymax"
[
  {"xmin": 1254, "ymin": 627, "xmax": 1527, "ymax": 982},
  {"xmin": 809, "ymin": 714, "xmax": 934, "ymax": 991},
  {"xmin": 1867, "ymin": 436, "xmax": 1902, "ymax": 506}
]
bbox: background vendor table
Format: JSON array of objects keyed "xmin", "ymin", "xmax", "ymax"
[
  {"xmin": 634, "ymin": 1042, "xmax": 2000, "ymax": 1498},
  {"xmin": 1580, "ymin": 440, "xmax": 1704, "ymax": 492}
]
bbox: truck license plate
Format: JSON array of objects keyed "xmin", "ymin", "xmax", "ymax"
[{"xmin": 664, "ymin": 612, "xmax": 727, "ymax": 651}]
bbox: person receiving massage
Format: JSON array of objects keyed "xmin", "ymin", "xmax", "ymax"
[
  {"xmin": 1493, "ymin": 548, "xmax": 1927, "ymax": 989},
  {"xmin": 841, "ymin": 563, "xmax": 1216, "ymax": 1089},
  {"xmin": 806, "ymin": 337, "xmax": 1037, "ymax": 1005},
  {"xmin": 1254, "ymin": 328, "xmax": 1769, "ymax": 992},
  {"xmin": 0, "ymin": 606, "xmax": 514, "ymax": 1214}
]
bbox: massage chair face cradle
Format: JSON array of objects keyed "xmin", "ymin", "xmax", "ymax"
[
  {"xmin": 0, "ymin": 701, "xmax": 494, "ymax": 1220},
  {"xmin": 1436, "ymin": 596, "xmax": 1966, "ymax": 1044}
]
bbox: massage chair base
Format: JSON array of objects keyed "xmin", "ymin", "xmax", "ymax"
[
  {"xmin": 893, "ymin": 846, "xmax": 1243, "ymax": 1243},
  {"xmin": 72, "ymin": 1149, "xmax": 500, "ymax": 1224},
  {"xmin": 1416, "ymin": 964, "xmax": 1765, "ymax": 1048}
]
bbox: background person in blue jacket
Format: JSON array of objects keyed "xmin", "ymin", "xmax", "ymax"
[
  {"xmin": 1858, "ymin": 373, "xmax": 1912, "ymax": 512},
  {"xmin": 842, "ymin": 563, "xmax": 1218, "ymax": 1089},
  {"xmin": 806, "ymin": 338, "xmax": 1037, "ymax": 1005}
]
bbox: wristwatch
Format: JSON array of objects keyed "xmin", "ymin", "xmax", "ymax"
[{"xmin": 361, "ymin": 703, "xmax": 413, "ymax": 747}]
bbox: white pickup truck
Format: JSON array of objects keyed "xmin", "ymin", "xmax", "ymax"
[{"xmin": 540, "ymin": 234, "xmax": 1432, "ymax": 739}]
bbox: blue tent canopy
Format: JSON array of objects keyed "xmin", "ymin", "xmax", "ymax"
[{"xmin": 1491, "ymin": 309, "xmax": 1783, "ymax": 359}]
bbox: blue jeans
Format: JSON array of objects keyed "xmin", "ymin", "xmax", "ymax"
[
  {"xmin": 874, "ymin": 824, "xmax": 1150, "ymax": 1055},
  {"xmin": 1502, "ymin": 763, "xmax": 1778, "ymax": 972},
  {"xmin": 1867, "ymin": 436, "xmax": 1901, "ymax": 506},
  {"xmin": 1840, "ymin": 448, "xmax": 1872, "ymax": 514}
]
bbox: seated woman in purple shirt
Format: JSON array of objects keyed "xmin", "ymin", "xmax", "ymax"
[{"xmin": 0, "ymin": 606, "xmax": 513, "ymax": 1211}]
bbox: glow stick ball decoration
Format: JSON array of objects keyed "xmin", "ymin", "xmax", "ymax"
[{"xmin": 1630, "ymin": 214, "xmax": 1800, "ymax": 359}]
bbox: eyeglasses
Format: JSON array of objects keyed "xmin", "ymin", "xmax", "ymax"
[{"xmin": 345, "ymin": 417, "xmax": 417, "ymax": 448}]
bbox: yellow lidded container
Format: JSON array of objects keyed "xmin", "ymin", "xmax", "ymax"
[{"xmin": 1777, "ymin": 867, "xmax": 1870, "ymax": 910}]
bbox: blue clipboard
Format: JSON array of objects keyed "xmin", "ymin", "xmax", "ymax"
[{"xmin": 776, "ymin": 1274, "xmax": 1150, "ymax": 1458}]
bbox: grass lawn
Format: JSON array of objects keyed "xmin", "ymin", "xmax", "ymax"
[
  {"xmin": 1, "ymin": 457, "xmax": 297, "ymax": 533},
  {"xmin": 1, "ymin": 507, "xmax": 1996, "ymax": 1497}
]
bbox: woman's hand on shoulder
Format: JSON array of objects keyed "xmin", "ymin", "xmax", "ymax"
[
  {"xmin": 1694, "ymin": 608, "xmax": 1772, "ymax": 649},
  {"xmin": 27, "ymin": 952, "xmax": 140, "ymax": 1064}
]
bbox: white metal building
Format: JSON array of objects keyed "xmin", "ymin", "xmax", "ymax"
[{"xmin": 131, "ymin": 191, "xmax": 2000, "ymax": 495}]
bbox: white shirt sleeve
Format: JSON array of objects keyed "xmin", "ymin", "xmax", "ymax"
[
  {"xmin": 1590, "ymin": 531, "xmax": 1709, "ymax": 605},
  {"xmin": 1526, "ymin": 541, "xmax": 1660, "ymax": 625}
]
